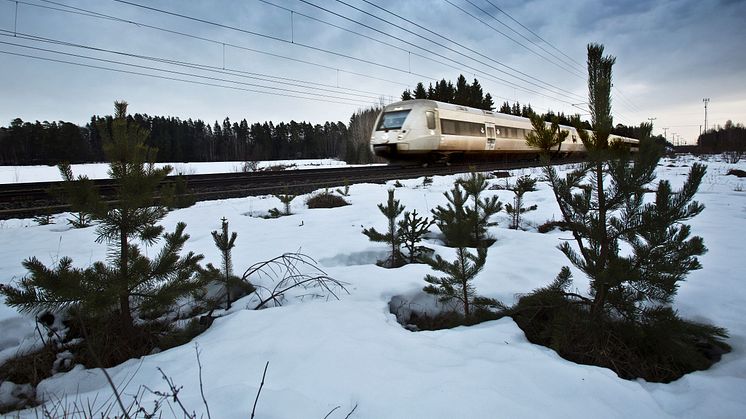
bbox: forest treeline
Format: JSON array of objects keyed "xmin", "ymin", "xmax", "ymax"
[
  {"xmin": 697, "ymin": 121, "xmax": 746, "ymax": 153},
  {"xmin": 398, "ymin": 74, "xmax": 667, "ymax": 138},
  {"xmin": 0, "ymin": 107, "xmax": 381, "ymax": 166}
]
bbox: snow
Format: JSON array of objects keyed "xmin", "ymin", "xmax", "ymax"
[
  {"xmin": 1, "ymin": 155, "xmax": 745, "ymax": 418},
  {"xmin": 0, "ymin": 159, "xmax": 349, "ymax": 184}
]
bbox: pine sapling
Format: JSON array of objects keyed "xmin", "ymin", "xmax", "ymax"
[
  {"xmin": 398, "ymin": 210, "xmax": 434, "ymax": 263},
  {"xmin": 200, "ymin": 217, "xmax": 254, "ymax": 310},
  {"xmin": 432, "ymin": 183, "xmax": 472, "ymax": 247},
  {"xmin": 57, "ymin": 162, "xmax": 104, "ymax": 228},
  {"xmin": 525, "ymin": 113, "xmax": 569, "ymax": 160},
  {"xmin": 504, "ymin": 175, "xmax": 538, "ymax": 230},
  {"xmin": 442, "ymin": 172, "xmax": 502, "ymax": 247},
  {"xmin": 274, "ymin": 186, "xmax": 296, "ymax": 216},
  {"xmin": 423, "ymin": 247, "xmax": 499, "ymax": 318},
  {"xmin": 335, "ymin": 179, "xmax": 350, "ymax": 196},
  {"xmin": 0, "ymin": 101, "xmax": 205, "ymax": 332},
  {"xmin": 363, "ymin": 189, "xmax": 405, "ymax": 268},
  {"xmin": 462, "ymin": 172, "xmax": 503, "ymax": 246}
]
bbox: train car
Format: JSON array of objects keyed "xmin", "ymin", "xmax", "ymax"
[{"xmin": 370, "ymin": 99, "xmax": 638, "ymax": 163}]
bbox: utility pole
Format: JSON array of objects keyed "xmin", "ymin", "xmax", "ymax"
[
  {"xmin": 647, "ymin": 117, "xmax": 657, "ymax": 136},
  {"xmin": 703, "ymin": 98, "xmax": 710, "ymax": 133},
  {"xmin": 662, "ymin": 127, "xmax": 669, "ymax": 141}
]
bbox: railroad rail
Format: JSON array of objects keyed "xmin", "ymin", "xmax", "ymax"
[{"xmin": 0, "ymin": 159, "xmax": 580, "ymax": 220}]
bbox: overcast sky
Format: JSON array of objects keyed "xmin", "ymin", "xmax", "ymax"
[{"xmin": 1, "ymin": 0, "xmax": 744, "ymax": 145}]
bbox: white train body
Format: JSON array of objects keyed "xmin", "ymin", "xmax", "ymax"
[{"xmin": 370, "ymin": 99, "xmax": 637, "ymax": 161}]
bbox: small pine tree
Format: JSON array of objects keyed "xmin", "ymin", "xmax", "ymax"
[
  {"xmin": 431, "ymin": 183, "xmax": 472, "ymax": 247},
  {"xmin": 161, "ymin": 175, "xmax": 195, "ymax": 210},
  {"xmin": 504, "ymin": 175, "xmax": 538, "ymax": 230},
  {"xmin": 423, "ymin": 247, "xmax": 498, "ymax": 317},
  {"xmin": 335, "ymin": 179, "xmax": 350, "ymax": 196},
  {"xmin": 200, "ymin": 217, "xmax": 254, "ymax": 310},
  {"xmin": 57, "ymin": 162, "xmax": 103, "ymax": 228},
  {"xmin": 525, "ymin": 113, "xmax": 569, "ymax": 159},
  {"xmin": 459, "ymin": 172, "xmax": 503, "ymax": 247},
  {"xmin": 1, "ymin": 101, "xmax": 204, "ymax": 331},
  {"xmin": 398, "ymin": 210, "xmax": 434, "ymax": 263},
  {"xmin": 363, "ymin": 189, "xmax": 405, "ymax": 268},
  {"xmin": 274, "ymin": 186, "xmax": 297, "ymax": 216},
  {"xmin": 545, "ymin": 44, "xmax": 710, "ymax": 322}
]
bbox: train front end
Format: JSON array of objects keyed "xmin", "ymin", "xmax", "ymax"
[{"xmin": 370, "ymin": 100, "xmax": 439, "ymax": 162}]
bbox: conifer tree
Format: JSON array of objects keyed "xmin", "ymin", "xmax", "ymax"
[
  {"xmin": 423, "ymin": 247, "xmax": 489, "ymax": 318},
  {"xmin": 56, "ymin": 162, "xmax": 103, "ymax": 228},
  {"xmin": 504, "ymin": 175, "xmax": 538, "ymax": 230},
  {"xmin": 1, "ymin": 101, "xmax": 204, "ymax": 331},
  {"xmin": 414, "ymin": 82, "xmax": 428, "ymax": 99},
  {"xmin": 397, "ymin": 210, "xmax": 434, "ymax": 263},
  {"xmin": 482, "ymin": 93, "xmax": 495, "ymax": 111},
  {"xmin": 274, "ymin": 186, "xmax": 297, "ymax": 215},
  {"xmin": 200, "ymin": 217, "xmax": 254, "ymax": 310},
  {"xmin": 363, "ymin": 189, "xmax": 405, "ymax": 267},
  {"xmin": 431, "ymin": 183, "xmax": 472, "ymax": 247},
  {"xmin": 459, "ymin": 172, "xmax": 503, "ymax": 247},
  {"xmin": 543, "ymin": 44, "xmax": 708, "ymax": 321},
  {"xmin": 525, "ymin": 113, "xmax": 568, "ymax": 159},
  {"xmin": 454, "ymin": 75, "xmax": 471, "ymax": 106}
]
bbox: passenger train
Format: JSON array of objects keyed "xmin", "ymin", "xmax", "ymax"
[{"xmin": 370, "ymin": 99, "xmax": 638, "ymax": 163}]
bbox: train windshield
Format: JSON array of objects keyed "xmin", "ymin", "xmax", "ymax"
[{"xmin": 376, "ymin": 110, "xmax": 411, "ymax": 131}]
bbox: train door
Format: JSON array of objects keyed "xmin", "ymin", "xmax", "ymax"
[{"xmin": 485, "ymin": 123, "xmax": 496, "ymax": 150}]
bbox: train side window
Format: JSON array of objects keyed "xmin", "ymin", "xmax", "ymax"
[{"xmin": 426, "ymin": 111, "xmax": 436, "ymax": 130}]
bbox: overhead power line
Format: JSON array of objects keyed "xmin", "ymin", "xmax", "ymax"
[
  {"xmin": 479, "ymin": 0, "xmax": 644, "ymax": 117},
  {"xmin": 0, "ymin": 40, "xmax": 374, "ymax": 107},
  {"xmin": 0, "ymin": 30, "xmax": 386, "ymax": 102},
  {"xmin": 321, "ymin": 0, "xmax": 584, "ymax": 101},
  {"xmin": 483, "ymin": 0, "xmax": 583, "ymax": 68},
  {"xmin": 111, "ymin": 0, "xmax": 580, "ymax": 105},
  {"xmin": 447, "ymin": 0, "xmax": 585, "ymax": 79},
  {"xmin": 26, "ymin": 0, "xmax": 417, "ymax": 89}
]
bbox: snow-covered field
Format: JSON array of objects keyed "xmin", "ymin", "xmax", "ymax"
[
  {"xmin": 0, "ymin": 159, "xmax": 348, "ymax": 184},
  {"xmin": 0, "ymin": 155, "xmax": 745, "ymax": 418}
]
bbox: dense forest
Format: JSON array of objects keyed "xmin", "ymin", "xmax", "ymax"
[
  {"xmin": 0, "ymin": 107, "xmax": 382, "ymax": 166},
  {"xmin": 697, "ymin": 121, "xmax": 746, "ymax": 153}
]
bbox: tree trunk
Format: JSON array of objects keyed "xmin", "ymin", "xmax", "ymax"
[
  {"xmin": 460, "ymin": 248, "xmax": 470, "ymax": 318},
  {"xmin": 591, "ymin": 161, "xmax": 608, "ymax": 320},
  {"xmin": 119, "ymin": 228, "xmax": 133, "ymax": 330}
]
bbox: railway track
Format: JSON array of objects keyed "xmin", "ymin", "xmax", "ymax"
[{"xmin": 0, "ymin": 159, "xmax": 579, "ymax": 220}]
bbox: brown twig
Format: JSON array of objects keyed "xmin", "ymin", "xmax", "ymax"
[
  {"xmin": 194, "ymin": 343, "xmax": 212, "ymax": 419},
  {"xmin": 251, "ymin": 361, "xmax": 269, "ymax": 419},
  {"xmin": 344, "ymin": 403, "xmax": 359, "ymax": 419}
]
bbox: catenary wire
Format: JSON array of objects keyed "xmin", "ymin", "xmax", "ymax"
[
  {"xmin": 0, "ymin": 41, "xmax": 375, "ymax": 107},
  {"xmin": 109, "ymin": 0, "xmax": 581, "ymax": 105},
  {"xmin": 323, "ymin": 0, "xmax": 585, "ymax": 101},
  {"xmin": 0, "ymin": 30, "xmax": 387, "ymax": 102},
  {"xmin": 446, "ymin": 0, "xmax": 585, "ymax": 78},
  {"xmin": 26, "ymin": 0, "xmax": 416, "ymax": 89}
]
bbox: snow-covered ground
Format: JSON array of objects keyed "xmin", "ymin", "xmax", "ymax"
[
  {"xmin": 0, "ymin": 155, "xmax": 745, "ymax": 418},
  {"xmin": 0, "ymin": 159, "xmax": 348, "ymax": 183}
]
